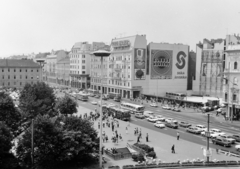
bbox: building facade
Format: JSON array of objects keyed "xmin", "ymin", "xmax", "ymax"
[
  {"xmin": 223, "ymin": 34, "xmax": 240, "ymax": 121},
  {"xmin": 45, "ymin": 50, "xmax": 68, "ymax": 84},
  {"xmin": 69, "ymin": 42, "xmax": 94, "ymax": 89},
  {"xmin": 56, "ymin": 57, "xmax": 70, "ymax": 86},
  {"xmin": 0, "ymin": 59, "xmax": 42, "ymax": 88}
]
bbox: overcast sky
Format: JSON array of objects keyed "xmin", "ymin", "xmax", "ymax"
[{"xmin": 0, "ymin": 0, "xmax": 240, "ymax": 57}]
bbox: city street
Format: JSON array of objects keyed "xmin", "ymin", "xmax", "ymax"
[{"xmin": 56, "ymin": 91, "xmax": 240, "ymax": 155}]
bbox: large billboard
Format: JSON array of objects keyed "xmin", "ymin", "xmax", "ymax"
[
  {"xmin": 173, "ymin": 50, "xmax": 188, "ymax": 79},
  {"xmin": 134, "ymin": 48, "xmax": 146, "ymax": 80},
  {"xmin": 150, "ymin": 50, "xmax": 173, "ymax": 79}
]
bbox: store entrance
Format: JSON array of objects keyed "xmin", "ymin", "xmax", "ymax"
[{"xmin": 133, "ymin": 91, "xmax": 140, "ymax": 98}]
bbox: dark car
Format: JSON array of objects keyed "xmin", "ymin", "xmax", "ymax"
[
  {"xmin": 113, "ymin": 97, "xmax": 121, "ymax": 102},
  {"xmin": 165, "ymin": 122, "xmax": 178, "ymax": 129},
  {"xmin": 230, "ymin": 134, "xmax": 240, "ymax": 142},
  {"xmin": 179, "ymin": 121, "xmax": 192, "ymax": 128},
  {"xmin": 135, "ymin": 113, "xmax": 145, "ymax": 119},
  {"xmin": 212, "ymin": 138, "xmax": 231, "ymax": 147}
]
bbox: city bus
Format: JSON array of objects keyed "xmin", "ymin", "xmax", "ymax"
[
  {"xmin": 108, "ymin": 92, "xmax": 121, "ymax": 99},
  {"xmin": 76, "ymin": 93, "xmax": 88, "ymax": 101},
  {"xmin": 103, "ymin": 105, "xmax": 131, "ymax": 121},
  {"xmin": 120, "ymin": 102, "xmax": 145, "ymax": 114},
  {"xmin": 166, "ymin": 92, "xmax": 186, "ymax": 100}
]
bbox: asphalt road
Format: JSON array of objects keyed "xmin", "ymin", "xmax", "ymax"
[{"xmin": 56, "ymin": 92, "xmax": 240, "ymax": 154}]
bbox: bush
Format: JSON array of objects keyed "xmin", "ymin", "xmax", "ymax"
[
  {"xmin": 147, "ymin": 151, "xmax": 156, "ymax": 158},
  {"xmin": 132, "ymin": 154, "xmax": 145, "ymax": 162}
]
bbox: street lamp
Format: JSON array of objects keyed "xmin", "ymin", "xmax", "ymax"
[
  {"xmin": 93, "ymin": 50, "xmax": 111, "ymax": 168},
  {"xmin": 223, "ymin": 77, "xmax": 238, "ymax": 123}
]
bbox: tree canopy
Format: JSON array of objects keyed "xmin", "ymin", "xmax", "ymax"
[
  {"xmin": 56, "ymin": 96, "xmax": 77, "ymax": 116},
  {"xmin": 16, "ymin": 115, "xmax": 99, "ymax": 169},
  {"xmin": 0, "ymin": 92, "xmax": 21, "ymax": 132},
  {"xmin": 19, "ymin": 82, "xmax": 56, "ymax": 118}
]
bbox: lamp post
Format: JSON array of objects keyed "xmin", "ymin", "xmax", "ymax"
[{"xmin": 93, "ymin": 50, "xmax": 111, "ymax": 168}]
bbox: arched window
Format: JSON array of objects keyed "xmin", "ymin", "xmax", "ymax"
[{"xmin": 234, "ymin": 62, "xmax": 238, "ymax": 69}]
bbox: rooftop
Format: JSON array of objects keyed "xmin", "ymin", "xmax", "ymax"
[{"xmin": 0, "ymin": 59, "xmax": 41, "ymax": 68}]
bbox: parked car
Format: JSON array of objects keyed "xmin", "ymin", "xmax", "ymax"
[
  {"xmin": 211, "ymin": 131, "xmax": 226, "ymax": 139},
  {"xmin": 186, "ymin": 127, "xmax": 202, "ymax": 134},
  {"xmin": 179, "ymin": 121, "xmax": 192, "ymax": 128},
  {"xmin": 146, "ymin": 116, "xmax": 155, "ymax": 121},
  {"xmin": 155, "ymin": 115, "xmax": 163, "ymax": 121},
  {"xmin": 235, "ymin": 144, "xmax": 240, "ymax": 151},
  {"xmin": 89, "ymin": 93, "xmax": 95, "ymax": 97},
  {"xmin": 165, "ymin": 122, "xmax": 178, "ymax": 129},
  {"xmin": 157, "ymin": 117, "xmax": 166, "ymax": 122},
  {"xmin": 201, "ymin": 131, "xmax": 215, "ymax": 137},
  {"xmin": 196, "ymin": 124, "xmax": 207, "ymax": 132},
  {"xmin": 154, "ymin": 121, "xmax": 165, "ymax": 128},
  {"xmin": 148, "ymin": 116, "xmax": 159, "ymax": 123},
  {"xmin": 212, "ymin": 138, "xmax": 232, "ymax": 147},
  {"xmin": 143, "ymin": 111, "xmax": 154, "ymax": 118},
  {"xmin": 230, "ymin": 134, "xmax": 240, "ymax": 142},
  {"xmin": 95, "ymin": 95, "xmax": 100, "ymax": 99},
  {"xmin": 91, "ymin": 101, "xmax": 98, "ymax": 105},
  {"xmin": 113, "ymin": 97, "xmax": 121, "ymax": 102},
  {"xmin": 218, "ymin": 134, "xmax": 236, "ymax": 144},
  {"xmin": 162, "ymin": 105, "xmax": 171, "ymax": 110},
  {"xmin": 165, "ymin": 118, "xmax": 177, "ymax": 124},
  {"xmin": 150, "ymin": 102, "xmax": 158, "ymax": 107},
  {"xmin": 173, "ymin": 107, "xmax": 181, "ymax": 112},
  {"xmin": 102, "ymin": 96, "xmax": 108, "ymax": 100},
  {"xmin": 201, "ymin": 106, "xmax": 209, "ymax": 112},
  {"xmin": 135, "ymin": 113, "xmax": 145, "ymax": 119}
]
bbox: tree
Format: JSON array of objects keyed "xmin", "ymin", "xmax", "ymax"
[
  {"xmin": 16, "ymin": 115, "xmax": 99, "ymax": 169},
  {"xmin": 0, "ymin": 92, "xmax": 21, "ymax": 132},
  {"xmin": 19, "ymin": 82, "xmax": 56, "ymax": 118},
  {"xmin": 56, "ymin": 96, "xmax": 77, "ymax": 116},
  {"xmin": 0, "ymin": 122, "xmax": 21, "ymax": 169}
]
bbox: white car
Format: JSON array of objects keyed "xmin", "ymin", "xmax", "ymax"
[
  {"xmin": 235, "ymin": 144, "xmax": 240, "ymax": 151},
  {"xmin": 196, "ymin": 125, "xmax": 207, "ymax": 132},
  {"xmin": 201, "ymin": 131, "xmax": 215, "ymax": 137},
  {"xmin": 108, "ymin": 103, "xmax": 116, "ymax": 107},
  {"xmin": 154, "ymin": 121, "xmax": 165, "ymax": 128},
  {"xmin": 147, "ymin": 116, "xmax": 159, "ymax": 122},
  {"xmin": 210, "ymin": 128, "xmax": 222, "ymax": 133},
  {"xmin": 143, "ymin": 111, "xmax": 154, "ymax": 118},
  {"xmin": 165, "ymin": 118, "xmax": 177, "ymax": 123},
  {"xmin": 162, "ymin": 105, "xmax": 171, "ymax": 110},
  {"xmin": 211, "ymin": 131, "xmax": 226, "ymax": 139},
  {"xmin": 150, "ymin": 103, "xmax": 158, "ymax": 107},
  {"xmin": 155, "ymin": 115, "xmax": 163, "ymax": 121},
  {"xmin": 146, "ymin": 115, "xmax": 155, "ymax": 121},
  {"xmin": 219, "ymin": 134, "xmax": 236, "ymax": 144},
  {"xmin": 158, "ymin": 117, "xmax": 166, "ymax": 122},
  {"xmin": 91, "ymin": 101, "xmax": 98, "ymax": 105}
]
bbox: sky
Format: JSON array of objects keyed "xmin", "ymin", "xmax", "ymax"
[{"xmin": 0, "ymin": 0, "xmax": 240, "ymax": 57}]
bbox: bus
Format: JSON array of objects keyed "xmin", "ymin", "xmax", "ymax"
[
  {"xmin": 166, "ymin": 92, "xmax": 186, "ymax": 100},
  {"xmin": 108, "ymin": 92, "xmax": 121, "ymax": 99},
  {"xmin": 87, "ymin": 89, "xmax": 99, "ymax": 96},
  {"xmin": 120, "ymin": 102, "xmax": 145, "ymax": 114},
  {"xmin": 76, "ymin": 93, "xmax": 88, "ymax": 101},
  {"xmin": 103, "ymin": 105, "xmax": 131, "ymax": 121}
]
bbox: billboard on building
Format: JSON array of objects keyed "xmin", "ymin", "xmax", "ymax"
[
  {"xmin": 150, "ymin": 50, "xmax": 173, "ymax": 79},
  {"xmin": 173, "ymin": 50, "xmax": 188, "ymax": 79},
  {"xmin": 134, "ymin": 48, "xmax": 146, "ymax": 80}
]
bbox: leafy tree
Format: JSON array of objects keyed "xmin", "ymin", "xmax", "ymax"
[
  {"xmin": 19, "ymin": 82, "xmax": 56, "ymax": 118},
  {"xmin": 0, "ymin": 122, "xmax": 21, "ymax": 169},
  {"xmin": 56, "ymin": 96, "xmax": 77, "ymax": 116},
  {"xmin": 16, "ymin": 115, "xmax": 99, "ymax": 169},
  {"xmin": 0, "ymin": 92, "xmax": 21, "ymax": 132}
]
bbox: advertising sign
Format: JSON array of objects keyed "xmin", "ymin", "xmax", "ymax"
[
  {"xmin": 134, "ymin": 48, "xmax": 146, "ymax": 80},
  {"xmin": 174, "ymin": 51, "xmax": 188, "ymax": 79},
  {"xmin": 150, "ymin": 50, "xmax": 173, "ymax": 79}
]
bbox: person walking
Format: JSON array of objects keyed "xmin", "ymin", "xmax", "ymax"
[
  {"xmin": 146, "ymin": 133, "xmax": 149, "ymax": 142},
  {"xmin": 177, "ymin": 132, "xmax": 180, "ymax": 140},
  {"xmin": 126, "ymin": 126, "xmax": 128, "ymax": 134},
  {"xmin": 137, "ymin": 136, "xmax": 140, "ymax": 143},
  {"xmin": 98, "ymin": 122, "xmax": 100, "ymax": 129},
  {"xmin": 171, "ymin": 144, "xmax": 175, "ymax": 153}
]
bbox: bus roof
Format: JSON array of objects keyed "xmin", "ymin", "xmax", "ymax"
[
  {"xmin": 110, "ymin": 106, "xmax": 130, "ymax": 113},
  {"xmin": 121, "ymin": 102, "xmax": 144, "ymax": 108}
]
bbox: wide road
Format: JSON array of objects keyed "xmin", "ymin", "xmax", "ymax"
[{"xmin": 57, "ymin": 92, "xmax": 240, "ymax": 154}]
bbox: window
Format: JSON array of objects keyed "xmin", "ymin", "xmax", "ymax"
[
  {"xmin": 82, "ymin": 71, "xmax": 85, "ymax": 74},
  {"xmin": 31, "ymin": 69, "xmax": 33, "ymax": 72},
  {"xmin": 234, "ymin": 62, "xmax": 238, "ymax": 69},
  {"xmin": 26, "ymin": 69, "xmax": 27, "ymax": 72},
  {"xmin": 14, "ymin": 69, "xmax": 16, "ymax": 72},
  {"xmin": 26, "ymin": 76, "xmax": 27, "ymax": 79},
  {"xmin": 82, "ymin": 66, "xmax": 85, "ymax": 69},
  {"xmin": 8, "ymin": 69, "xmax": 10, "ymax": 72},
  {"xmin": 82, "ymin": 55, "xmax": 85, "ymax": 58},
  {"xmin": 82, "ymin": 60, "xmax": 85, "ymax": 63},
  {"xmin": 14, "ymin": 75, "xmax": 16, "ymax": 79},
  {"xmin": 128, "ymin": 82, "xmax": 130, "ymax": 86},
  {"xmin": 8, "ymin": 82, "xmax": 10, "ymax": 86},
  {"xmin": 8, "ymin": 75, "xmax": 10, "ymax": 79},
  {"xmin": 20, "ymin": 82, "xmax": 22, "ymax": 86},
  {"xmin": 2, "ymin": 82, "xmax": 4, "ymax": 86},
  {"xmin": 37, "ymin": 69, "xmax": 39, "ymax": 72},
  {"xmin": 20, "ymin": 75, "xmax": 22, "ymax": 79},
  {"xmin": 20, "ymin": 69, "xmax": 21, "ymax": 72},
  {"xmin": 233, "ymin": 94, "xmax": 237, "ymax": 101},
  {"xmin": 31, "ymin": 77, "xmax": 33, "ymax": 79},
  {"xmin": 2, "ymin": 69, "xmax": 3, "ymax": 72}
]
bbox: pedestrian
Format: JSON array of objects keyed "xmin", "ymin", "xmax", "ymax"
[
  {"xmin": 171, "ymin": 144, "xmax": 175, "ymax": 153},
  {"xmin": 103, "ymin": 121, "xmax": 105, "ymax": 128},
  {"xmin": 134, "ymin": 128, "xmax": 137, "ymax": 135},
  {"xmin": 112, "ymin": 125, "xmax": 114, "ymax": 132},
  {"xmin": 119, "ymin": 134, "xmax": 123, "ymax": 141},
  {"xmin": 139, "ymin": 131, "xmax": 142, "ymax": 138},
  {"xmin": 98, "ymin": 122, "xmax": 100, "ymax": 129},
  {"xmin": 117, "ymin": 121, "xmax": 119, "ymax": 128},
  {"xmin": 137, "ymin": 136, "xmax": 140, "ymax": 143},
  {"xmin": 146, "ymin": 133, "xmax": 149, "ymax": 142},
  {"xmin": 216, "ymin": 148, "xmax": 219, "ymax": 154},
  {"xmin": 177, "ymin": 132, "xmax": 180, "ymax": 140},
  {"xmin": 126, "ymin": 127, "xmax": 128, "ymax": 134},
  {"xmin": 105, "ymin": 135, "xmax": 108, "ymax": 142}
]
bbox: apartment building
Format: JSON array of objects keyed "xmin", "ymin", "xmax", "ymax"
[
  {"xmin": 0, "ymin": 59, "xmax": 42, "ymax": 88},
  {"xmin": 56, "ymin": 57, "xmax": 70, "ymax": 86}
]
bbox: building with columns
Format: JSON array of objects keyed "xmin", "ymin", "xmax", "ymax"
[{"xmin": 223, "ymin": 34, "xmax": 240, "ymax": 121}]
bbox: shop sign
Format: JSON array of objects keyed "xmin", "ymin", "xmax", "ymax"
[
  {"xmin": 111, "ymin": 40, "xmax": 131, "ymax": 47},
  {"xmin": 132, "ymin": 86, "xmax": 141, "ymax": 89}
]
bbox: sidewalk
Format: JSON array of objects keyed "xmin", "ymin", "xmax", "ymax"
[{"xmin": 76, "ymin": 105, "xmax": 240, "ymax": 169}]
